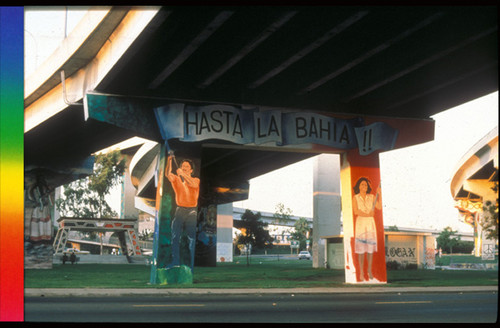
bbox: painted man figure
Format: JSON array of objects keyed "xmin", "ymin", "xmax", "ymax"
[{"xmin": 166, "ymin": 153, "xmax": 200, "ymax": 270}]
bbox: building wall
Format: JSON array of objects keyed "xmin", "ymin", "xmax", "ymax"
[
  {"xmin": 324, "ymin": 233, "xmax": 436, "ymax": 270},
  {"xmin": 385, "ymin": 233, "xmax": 435, "ymax": 269}
]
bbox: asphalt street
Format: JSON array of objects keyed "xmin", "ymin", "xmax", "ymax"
[{"xmin": 24, "ymin": 287, "xmax": 498, "ymax": 323}]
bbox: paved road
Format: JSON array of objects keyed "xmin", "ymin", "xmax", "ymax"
[{"xmin": 25, "ymin": 287, "xmax": 497, "ymax": 323}]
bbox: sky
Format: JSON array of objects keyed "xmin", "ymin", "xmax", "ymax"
[
  {"xmin": 25, "ymin": 8, "xmax": 498, "ymax": 234},
  {"xmin": 24, "ymin": 7, "xmax": 88, "ymax": 77}
]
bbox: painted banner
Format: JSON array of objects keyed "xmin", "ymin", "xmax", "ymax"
[
  {"xmin": 155, "ymin": 104, "xmax": 399, "ymax": 155},
  {"xmin": 354, "ymin": 122, "xmax": 399, "ymax": 155}
]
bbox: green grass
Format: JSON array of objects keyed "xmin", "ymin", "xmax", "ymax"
[
  {"xmin": 24, "ymin": 255, "xmax": 498, "ymax": 289},
  {"xmin": 435, "ymin": 254, "xmax": 499, "ymax": 266}
]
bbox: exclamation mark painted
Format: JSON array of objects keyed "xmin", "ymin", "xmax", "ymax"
[
  {"xmin": 363, "ymin": 130, "xmax": 367, "ymax": 152},
  {"xmin": 363, "ymin": 129, "xmax": 373, "ymax": 152},
  {"xmin": 368, "ymin": 129, "xmax": 372, "ymax": 151}
]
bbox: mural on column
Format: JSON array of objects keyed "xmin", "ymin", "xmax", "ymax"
[
  {"xmin": 24, "ymin": 183, "xmax": 54, "ymax": 269},
  {"xmin": 195, "ymin": 204, "xmax": 217, "ymax": 266},
  {"xmin": 167, "ymin": 151, "xmax": 200, "ymax": 270},
  {"xmin": 151, "ymin": 144, "xmax": 201, "ymax": 285},
  {"xmin": 341, "ymin": 151, "xmax": 387, "ymax": 284},
  {"xmin": 352, "ymin": 176, "xmax": 383, "ymax": 283}
]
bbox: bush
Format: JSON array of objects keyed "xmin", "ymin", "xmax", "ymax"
[
  {"xmin": 406, "ymin": 263, "xmax": 418, "ymax": 270},
  {"xmin": 252, "ymin": 245, "xmax": 291, "ymax": 255},
  {"xmin": 386, "ymin": 260, "xmax": 400, "ymax": 270},
  {"xmin": 386, "ymin": 260, "xmax": 418, "ymax": 270},
  {"xmin": 452, "ymin": 240, "xmax": 474, "ymax": 254}
]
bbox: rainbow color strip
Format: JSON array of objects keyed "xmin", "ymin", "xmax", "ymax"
[{"xmin": 0, "ymin": 6, "xmax": 24, "ymax": 322}]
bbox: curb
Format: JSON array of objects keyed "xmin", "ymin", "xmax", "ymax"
[{"xmin": 25, "ymin": 285, "xmax": 498, "ymax": 297}]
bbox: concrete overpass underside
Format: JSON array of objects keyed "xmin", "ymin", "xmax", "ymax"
[{"xmin": 25, "ymin": 6, "xmax": 497, "ymax": 190}]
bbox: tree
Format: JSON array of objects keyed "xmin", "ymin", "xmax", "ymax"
[
  {"xmin": 139, "ymin": 229, "xmax": 154, "ymax": 241},
  {"xmin": 436, "ymin": 226, "xmax": 461, "ymax": 254},
  {"xmin": 290, "ymin": 217, "xmax": 311, "ymax": 251},
  {"xmin": 387, "ymin": 225, "xmax": 399, "ymax": 232},
  {"xmin": 56, "ymin": 150, "xmax": 126, "ymax": 253},
  {"xmin": 480, "ymin": 181, "xmax": 498, "ymax": 242},
  {"xmin": 236, "ymin": 209, "xmax": 274, "ymax": 266},
  {"xmin": 56, "ymin": 150, "xmax": 126, "ymax": 219},
  {"xmin": 272, "ymin": 203, "xmax": 293, "ymax": 225}
]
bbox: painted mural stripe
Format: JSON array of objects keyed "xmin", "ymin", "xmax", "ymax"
[
  {"xmin": 375, "ymin": 301, "xmax": 432, "ymax": 304},
  {"xmin": 313, "ymin": 191, "xmax": 341, "ymax": 197},
  {"xmin": 133, "ymin": 304, "xmax": 205, "ymax": 307}
]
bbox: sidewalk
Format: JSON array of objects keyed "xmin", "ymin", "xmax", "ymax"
[{"xmin": 25, "ymin": 285, "xmax": 498, "ymax": 297}]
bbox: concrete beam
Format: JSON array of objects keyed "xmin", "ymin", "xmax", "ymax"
[
  {"xmin": 25, "ymin": 7, "xmax": 161, "ymax": 132},
  {"xmin": 24, "ymin": 7, "xmax": 120, "ymax": 105},
  {"xmin": 450, "ymin": 128, "xmax": 498, "ymax": 198}
]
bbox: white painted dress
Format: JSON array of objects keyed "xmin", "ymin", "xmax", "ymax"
[
  {"xmin": 30, "ymin": 205, "xmax": 52, "ymax": 241},
  {"xmin": 354, "ymin": 193, "xmax": 377, "ymax": 254}
]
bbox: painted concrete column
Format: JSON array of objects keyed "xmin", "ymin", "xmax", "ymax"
[
  {"xmin": 120, "ymin": 155, "xmax": 140, "ymax": 220},
  {"xmin": 195, "ymin": 204, "xmax": 217, "ymax": 267},
  {"xmin": 312, "ymin": 154, "xmax": 341, "ymax": 268},
  {"xmin": 463, "ymin": 179, "xmax": 497, "ymax": 258},
  {"xmin": 473, "ymin": 214, "xmax": 481, "ymax": 257},
  {"xmin": 340, "ymin": 150, "xmax": 387, "ymax": 284},
  {"xmin": 217, "ymin": 203, "xmax": 234, "ymax": 263},
  {"xmin": 150, "ymin": 143, "xmax": 201, "ymax": 285},
  {"xmin": 422, "ymin": 235, "xmax": 436, "ymax": 269}
]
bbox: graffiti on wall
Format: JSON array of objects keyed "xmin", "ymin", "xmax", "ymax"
[
  {"xmin": 387, "ymin": 247, "xmax": 417, "ymax": 259},
  {"xmin": 425, "ymin": 247, "xmax": 436, "ymax": 269},
  {"xmin": 385, "ymin": 246, "xmax": 418, "ymax": 268}
]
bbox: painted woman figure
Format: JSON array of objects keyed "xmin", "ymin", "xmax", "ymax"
[{"xmin": 352, "ymin": 177, "xmax": 381, "ymax": 282}]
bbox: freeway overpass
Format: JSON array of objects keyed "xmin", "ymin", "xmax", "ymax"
[
  {"xmin": 25, "ymin": 6, "xmax": 497, "ymax": 191},
  {"xmin": 24, "ymin": 6, "xmax": 497, "ymax": 284}
]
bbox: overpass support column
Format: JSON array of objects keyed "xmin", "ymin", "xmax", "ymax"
[
  {"xmin": 195, "ymin": 204, "xmax": 217, "ymax": 267},
  {"xmin": 312, "ymin": 154, "xmax": 341, "ymax": 268},
  {"xmin": 340, "ymin": 150, "xmax": 387, "ymax": 284},
  {"xmin": 120, "ymin": 155, "xmax": 140, "ymax": 220},
  {"xmin": 217, "ymin": 203, "xmax": 234, "ymax": 263},
  {"xmin": 150, "ymin": 143, "xmax": 202, "ymax": 285}
]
